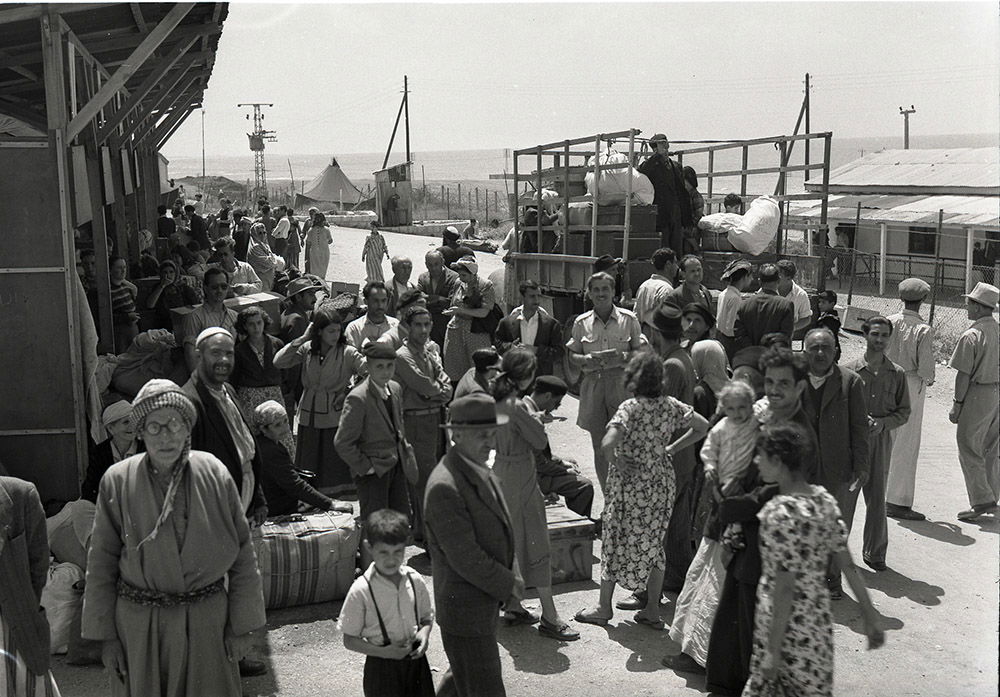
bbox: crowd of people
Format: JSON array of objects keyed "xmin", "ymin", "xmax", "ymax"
[{"xmin": 3, "ymin": 188, "xmax": 997, "ymax": 697}]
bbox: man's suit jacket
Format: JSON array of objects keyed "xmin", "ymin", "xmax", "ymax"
[
  {"xmin": 495, "ymin": 311, "xmax": 564, "ymax": 376},
  {"xmin": 417, "ymin": 270, "xmax": 460, "ymax": 346},
  {"xmin": 182, "ymin": 378, "xmax": 266, "ymax": 514},
  {"xmin": 386, "ymin": 279, "xmax": 416, "ymax": 318},
  {"xmin": 734, "ymin": 290, "xmax": 795, "ymax": 349},
  {"xmin": 334, "ymin": 379, "xmax": 407, "ymax": 478},
  {"xmin": 424, "ymin": 449, "xmax": 516, "ymax": 637},
  {"xmin": 0, "ymin": 476, "xmax": 51, "ymax": 674},
  {"xmin": 800, "ymin": 366, "xmax": 871, "ymax": 489}
]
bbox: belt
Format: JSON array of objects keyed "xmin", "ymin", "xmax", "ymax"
[
  {"xmin": 116, "ymin": 577, "xmax": 225, "ymax": 608},
  {"xmin": 404, "ymin": 407, "xmax": 441, "ymax": 416}
]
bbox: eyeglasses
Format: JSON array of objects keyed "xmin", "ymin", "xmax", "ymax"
[{"xmin": 143, "ymin": 418, "xmax": 185, "ymax": 436}]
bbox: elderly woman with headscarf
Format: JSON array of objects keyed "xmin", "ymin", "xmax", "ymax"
[
  {"xmin": 246, "ymin": 222, "xmax": 284, "ymax": 292},
  {"xmin": 82, "ymin": 379, "xmax": 266, "ymax": 697},
  {"xmin": 145, "ymin": 259, "xmax": 201, "ymax": 330},
  {"xmin": 0, "ymin": 472, "xmax": 62, "ymax": 696},
  {"xmin": 252, "ymin": 400, "xmax": 353, "ymax": 517},
  {"xmin": 442, "ymin": 256, "xmax": 498, "ymax": 382},
  {"xmin": 81, "ymin": 400, "xmax": 137, "ymax": 503}
]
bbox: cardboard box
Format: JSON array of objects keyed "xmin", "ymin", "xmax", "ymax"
[{"xmin": 547, "ymin": 502, "xmax": 596, "ymax": 585}]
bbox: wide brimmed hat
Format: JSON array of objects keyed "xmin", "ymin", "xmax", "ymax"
[
  {"xmin": 962, "ymin": 282, "xmax": 999, "ymax": 309},
  {"xmin": 721, "ymin": 258, "xmax": 752, "ymax": 281},
  {"xmin": 647, "ymin": 302, "xmax": 683, "ymax": 335},
  {"xmin": 593, "ymin": 254, "xmax": 622, "ymax": 273},
  {"xmin": 649, "ymin": 133, "xmax": 668, "ymax": 144},
  {"xmin": 286, "ymin": 277, "xmax": 323, "ymax": 298},
  {"xmin": 450, "ymin": 256, "xmax": 478, "ymax": 275},
  {"xmin": 443, "ymin": 393, "xmax": 509, "ymax": 429}
]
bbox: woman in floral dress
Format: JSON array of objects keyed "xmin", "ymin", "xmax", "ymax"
[
  {"xmin": 744, "ymin": 422, "xmax": 884, "ymax": 697},
  {"xmin": 575, "ymin": 352, "xmax": 708, "ymax": 628}
]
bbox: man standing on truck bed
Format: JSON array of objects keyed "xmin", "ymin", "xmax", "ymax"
[{"xmin": 638, "ymin": 133, "xmax": 692, "ymax": 255}]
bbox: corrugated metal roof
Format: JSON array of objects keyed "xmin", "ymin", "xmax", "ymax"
[
  {"xmin": 788, "ymin": 193, "xmax": 999, "ymax": 229},
  {"xmin": 805, "ymin": 147, "xmax": 999, "ymax": 195}
]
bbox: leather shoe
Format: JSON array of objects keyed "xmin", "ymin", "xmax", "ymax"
[
  {"xmin": 886, "ymin": 504, "xmax": 925, "ymax": 521},
  {"xmin": 958, "ymin": 503, "xmax": 999, "ymax": 521},
  {"xmin": 863, "ymin": 558, "xmax": 887, "ymax": 572},
  {"xmin": 238, "ymin": 658, "xmax": 267, "ymax": 677},
  {"xmin": 538, "ymin": 617, "xmax": 580, "ymax": 641},
  {"xmin": 615, "ymin": 592, "xmax": 647, "ymax": 610},
  {"xmin": 661, "ymin": 652, "xmax": 705, "ymax": 674}
]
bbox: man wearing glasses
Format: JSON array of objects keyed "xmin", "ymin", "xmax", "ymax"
[{"xmin": 181, "ymin": 267, "xmax": 238, "ymax": 372}]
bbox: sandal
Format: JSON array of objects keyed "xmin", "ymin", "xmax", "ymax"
[
  {"xmin": 633, "ymin": 612, "xmax": 665, "ymax": 630},
  {"xmin": 538, "ymin": 617, "xmax": 581, "ymax": 641},
  {"xmin": 573, "ymin": 608, "xmax": 612, "ymax": 627}
]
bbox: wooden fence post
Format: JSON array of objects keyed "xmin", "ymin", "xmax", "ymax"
[
  {"xmin": 446, "ymin": 188, "xmax": 450, "ymax": 219},
  {"xmin": 929, "ymin": 210, "xmax": 944, "ymax": 326}
]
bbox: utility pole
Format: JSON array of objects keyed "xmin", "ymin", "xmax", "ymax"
[
  {"xmin": 200, "ymin": 108, "xmax": 206, "ymax": 200},
  {"xmin": 237, "ymin": 102, "xmax": 277, "ymax": 204},
  {"xmin": 804, "ymin": 73, "xmax": 811, "ymax": 181},
  {"xmin": 403, "ymin": 75, "xmax": 410, "ymax": 163},
  {"xmin": 899, "ymin": 105, "xmax": 916, "ymax": 149}
]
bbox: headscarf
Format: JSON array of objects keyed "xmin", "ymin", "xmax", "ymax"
[
  {"xmin": 101, "ymin": 400, "xmax": 133, "ymax": 428},
  {"xmin": 131, "ymin": 379, "xmax": 197, "ymax": 549},
  {"xmin": 691, "ymin": 339, "xmax": 730, "ymax": 397}
]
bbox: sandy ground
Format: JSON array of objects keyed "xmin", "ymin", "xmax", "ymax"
[{"xmin": 52, "ymin": 226, "xmax": 998, "ymax": 697}]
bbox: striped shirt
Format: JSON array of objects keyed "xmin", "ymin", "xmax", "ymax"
[{"xmin": 362, "ymin": 232, "xmax": 389, "ymax": 283}]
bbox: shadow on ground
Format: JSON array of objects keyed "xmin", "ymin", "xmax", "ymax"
[
  {"xmin": 896, "ymin": 519, "xmax": 976, "ymax": 546},
  {"xmin": 856, "ymin": 567, "xmax": 945, "ymax": 606}
]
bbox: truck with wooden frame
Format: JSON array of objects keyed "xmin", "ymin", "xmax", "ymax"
[{"xmin": 505, "ymin": 128, "xmax": 835, "ymax": 325}]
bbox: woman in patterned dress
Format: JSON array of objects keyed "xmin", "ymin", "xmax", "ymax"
[
  {"xmin": 575, "ymin": 352, "xmax": 708, "ymax": 628},
  {"xmin": 743, "ymin": 423, "xmax": 884, "ymax": 697},
  {"xmin": 231, "ymin": 306, "xmax": 285, "ymax": 419}
]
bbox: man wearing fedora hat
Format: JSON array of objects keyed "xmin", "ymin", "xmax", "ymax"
[
  {"xmin": 885, "ymin": 278, "xmax": 936, "ymax": 521},
  {"xmin": 638, "ymin": 133, "xmax": 693, "ymax": 253},
  {"xmin": 949, "ymin": 282, "xmax": 1000, "ymax": 521},
  {"xmin": 424, "ymin": 394, "xmax": 521, "ymax": 697}
]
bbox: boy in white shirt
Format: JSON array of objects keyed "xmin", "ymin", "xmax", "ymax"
[
  {"xmin": 339, "ymin": 509, "xmax": 435, "ymax": 696},
  {"xmin": 717, "ymin": 260, "xmax": 752, "ymax": 359}
]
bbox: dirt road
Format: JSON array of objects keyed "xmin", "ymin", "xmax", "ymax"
[{"xmin": 52, "ymin": 227, "xmax": 998, "ymax": 696}]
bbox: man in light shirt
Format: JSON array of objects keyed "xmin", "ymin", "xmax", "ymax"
[
  {"xmin": 345, "ymin": 281, "xmax": 400, "ymax": 349},
  {"xmin": 495, "ymin": 280, "xmax": 564, "ymax": 376},
  {"xmin": 885, "ymin": 278, "xmax": 935, "ymax": 521},
  {"xmin": 776, "ymin": 259, "xmax": 813, "ymax": 340},
  {"xmin": 633, "ymin": 247, "xmax": 677, "ymax": 340},
  {"xmin": 716, "ymin": 259, "xmax": 752, "ymax": 359}
]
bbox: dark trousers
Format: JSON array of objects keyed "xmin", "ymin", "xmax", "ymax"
[
  {"xmin": 356, "ymin": 465, "xmax": 410, "ymax": 523},
  {"xmin": 537, "ymin": 464, "xmax": 594, "ymax": 519},
  {"xmin": 705, "ymin": 572, "xmax": 757, "ymax": 696},
  {"xmin": 823, "ymin": 480, "xmax": 852, "ymax": 589},
  {"xmin": 405, "ymin": 412, "xmax": 442, "ymax": 540},
  {"xmin": 663, "ymin": 447, "xmax": 697, "ymax": 591},
  {"xmin": 436, "ymin": 630, "xmax": 505, "ymax": 697},
  {"xmin": 364, "ymin": 654, "xmax": 434, "ymax": 697}
]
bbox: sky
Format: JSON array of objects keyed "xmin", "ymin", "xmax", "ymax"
[{"xmin": 161, "ymin": 1, "xmax": 1000, "ymax": 158}]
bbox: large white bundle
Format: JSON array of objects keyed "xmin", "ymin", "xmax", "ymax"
[
  {"xmin": 697, "ymin": 212, "xmax": 744, "ymax": 234},
  {"xmin": 729, "ymin": 195, "xmax": 780, "ymax": 255},
  {"xmin": 40, "ymin": 562, "xmax": 84, "ymax": 654},
  {"xmin": 584, "ymin": 150, "xmax": 655, "ymax": 206}
]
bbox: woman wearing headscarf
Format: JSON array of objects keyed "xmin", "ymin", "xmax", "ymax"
[
  {"xmin": 81, "ymin": 400, "xmax": 137, "ymax": 503},
  {"xmin": 273, "ymin": 304, "xmax": 366, "ymax": 495},
  {"xmin": 82, "ymin": 379, "xmax": 266, "ymax": 697},
  {"xmin": 0, "ymin": 472, "xmax": 62, "ymax": 696},
  {"xmin": 442, "ymin": 256, "xmax": 497, "ymax": 382},
  {"xmin": 145, "ymin": 260, "xmax": 200, "ymax": 331},
  {"xmin": 306, "ymin": 212, "xmax": 332, "ymax": 280}
]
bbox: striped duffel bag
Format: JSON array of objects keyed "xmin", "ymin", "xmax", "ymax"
[{"xmin": 252, "ymin": 511, "xmax": 360, "ymax": 609}]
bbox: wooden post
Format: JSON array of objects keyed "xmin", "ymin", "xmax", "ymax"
[
  {"xmin": 440, "ymin": 184, "xmax": 444, "ymax": 218},
  {"xmin": 512, "ymin": 151, "xmax": 519, "ymax": 253},
  {"xmin": 879, "ymin": 222, "xmax": 888, "ymax": 296},
  {"xmin": 562, "ymin": 140, "xmax": 570, "ymax": 253},
  {"xmin": 445, "ymin": 187, "xmax": 450, "ymax": 218},
  {"xmin": 591, "ymin": 134, "xmax": 601, "ymax": 255},
  {"xmin": 475, "ymin": 187, "xmax": 479, "ymax": 211},
  {"xmin": 536, "ymin": 148, "xmax": 543, "ymax": 252},
  {"xmin": 494, "ymin": 191, "xmax": 499, "ymax": 219},
  {"xmin": 457, "ymin": 182, "xmax": 461, "ymax": 211},
  {"xmin": 964, "ymin": 226, "xmax": 974, "ymax": 292},
  {"xmin": 622, "ymin": 129, "xmax": 635, "ymax": 298},
  {"xmin": 740, "ymin": 144, "xmax": 749, "ymax": 197},
  {"xmin": 929, "ymin": 210, "xmax": 944, "ymax": 325},
  {"xmin": 847, "ymin": 203, "xmax": 861, "ymax": 305},
  {"xmin": 707, "ymin": 149, "xmax": 715, "ymax": 211},
  {"xmin": 485, "ymin": 187, "xmax": 489, "ymax": 221}
]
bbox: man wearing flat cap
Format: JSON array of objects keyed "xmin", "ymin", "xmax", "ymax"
[
  {"xmin": 425, "ymin": 394, "xmax": 521, "ymax": 697},
  {"xmin": 885, "ymin": 278, "xmax": 936, "ymax": 520},
  {"xmin": 949, "ymin": 281, "xmax": 1000, "ymax": 521},
  {"xmin": 334, "ymin": 342, "xmax": 411, "ymax": 524},
  {"xmin": 638, "ymin": 133, "xmax": 693, "ymax": 253}
]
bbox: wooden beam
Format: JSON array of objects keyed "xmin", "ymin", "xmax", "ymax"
[
  {"xmin": 0, "ymin": 98, "xmax": 47, "ymax": 131},
  {"xmin": 58, "ymin": 16, "xmax": 113, "ymax": 83},
  {"xmin": 0, "ymin": 49, "xmax": 40, "ymax": 82},
  {"xmin": 133, "ymin": 85, "xmax": 198, "ymax": 146},
  {"xmin": 129, "ymin": 3, "xmax": 147, "ymax": 33},
  {"xmin": 122, "ymin": 68, "xmax": 200, "ymax": 141},
  {"xmin": 156, "ymin": 104, "xmax": 197, "ymax": 149},
  {"xmin": 0, "ymin": 3, "xmax": 108, "ymax": 26},
  {"xmin": 66, "ymin": 3, "xmax": 195, "ymax": 141},
  {"xmin": 95, "ymin": 41, "xmax": 200, "ymax": 144}
]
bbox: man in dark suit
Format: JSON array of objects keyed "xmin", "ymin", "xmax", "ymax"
[
  {"xmin": 184, "ymin": 204, "xmax": 211, "ymax": 251},
  {"xmin": 800, "ymin": 326, "xmax": 871, "ymax": 598},
  {"xmin": 637, "ymin": 133, "xmax": 693, "ymax": 253},
  {"xmin": 424, "ymin": 393, "xmax": 523, "ymax": 697},
  {"xmin": 334, "ymin": 342, "xmax": 411, "ymax": 522},
  {"xmin": 418, "ymin": 249, "xmax": 461, "ymax": 350},
  {"xmin": 180, "ymin": 327, "xmax": 269, "ymax": 677},
  {"xmin": 495, "ymin": 279, "xmax": 564, "ymax": 376},
  {"xmin": 734, "ymin": 263, "xmax": 795, "ymax": 350}
]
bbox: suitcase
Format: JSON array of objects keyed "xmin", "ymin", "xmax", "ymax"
[
  {"xmin": 546, "ymin": 502, "xmax": 596, "ymax": 585},
  {"xmin": 252, "ymin": 511, "xmax": 361, "ymax": 609}
]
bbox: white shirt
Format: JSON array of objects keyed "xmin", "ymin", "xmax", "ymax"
[
  {"xmin": 886, "ymin": 310, "xmax": 935, "ymax": 383},
  {"xmin": 345, "ymin": 314, "xmax": 400, "ymax": 349},
  {"xmin": 338, "ymin": 563, "xmax": 433, "ymax": 645},
  {"xmin": 516, "ymin": 306, "xmax": 541, "ymax": 347},
  {"xmin": 633, "ymin": 274, "xmax": 674, "ymax": 327},
  {"xmin": 716, "ymin": 285, "xmax": 743, "ymax": 337},
  {"xmin": 783, "ymin": 282, "xmax": 812, "ymax": 323},
  {"xmin": 271, "ymin": 217, "xmax": 291, "ymax": 239}
]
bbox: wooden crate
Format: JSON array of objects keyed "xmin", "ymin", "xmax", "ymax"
[{"xmin": 547, "ymin": 502, "xmax": 596, "ymax": 585}]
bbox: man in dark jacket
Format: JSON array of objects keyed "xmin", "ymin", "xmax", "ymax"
[
  {"xmin": 638, "ymin": 133, "xmax": 693, "ymax": 253},
  {"xmin": 495, "ymin": 280, "xmax": 564, "ymax": 376},
  {"xmin": 734, "ymin": 263, "xmax": 795, "ymax": 350},
  {"xmin": 425, "ymin": 394, "xmax": 522, "ymax": 697},
  {"xmin": 184, "ymin": 204, "xmax": 210, "ymax": 251}
]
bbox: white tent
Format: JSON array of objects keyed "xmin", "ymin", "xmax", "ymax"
[{"xmin": 296, "ymin": 157, "xmax": 365, "ymax": 209}]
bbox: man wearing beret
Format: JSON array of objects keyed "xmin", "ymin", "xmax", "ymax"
[
  {"xmin": 885, "ymin": 278, "xmax": 936, "ymax": 520},
  {"xmin": 949, "ymin": 282, "xmax": 1000, "ymax": 521},
  {"xmin": 334, "ymin": 342, "xmax": 411, "ymax": 524}
]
